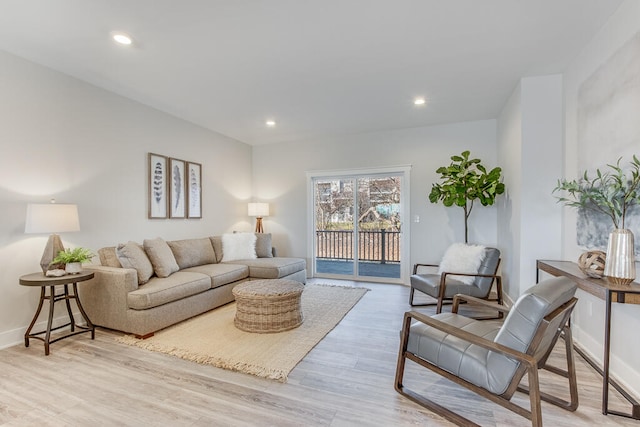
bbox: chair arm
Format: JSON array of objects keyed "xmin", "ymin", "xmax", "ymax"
[
  {"xmin": 441, "ymin": 271, "xmax": 500, "ymax": 279},
  {"xmin": 413, "ymin": 263, "xmax": 439, "ymax": 274},
  {"xmin": 452, "ymin": 294, "xmax": 510, "ymax": 315},
  {"xmin": 402, "ymin": 310, "xmax": 536, "ymax": 366}
]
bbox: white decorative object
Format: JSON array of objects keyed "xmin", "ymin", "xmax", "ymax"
[
  {"xmin": 65, "ymin": 262, "xmax": 82, "ymax": 274},
  {"xmin": 438, "ymin": 243, "xmax": 486, "ymax": 285},
  {"xmin": 604, "ymin": 229, "xmax": 636, "ymax": 285},
  {"xmin": 45, "ymin": 269, "xmax": 67, "ymax": 277},
  {"xmin": 222, "ymin": 233, "xmax": 258, "ymax": 262}
]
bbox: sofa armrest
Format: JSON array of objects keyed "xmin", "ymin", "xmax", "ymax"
[
  {"xmin": 85, "ymin": 265, "xmax": 139, "ymax": 291},
  {"xmin": 78, "ymin": 266, "xmax": 139, "ymax": 330}
]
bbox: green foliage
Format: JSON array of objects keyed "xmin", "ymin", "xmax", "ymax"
[
  {"xmin": 553, "ymin": 155, "xmax": 640, "ymax": 229},
  {"xmin": 429, "ymin": 150, "xmax": 505, "ymax": 243},
  {"xmin": 50, "ymin": 247, "xmax": 95, "ymax": 265}
]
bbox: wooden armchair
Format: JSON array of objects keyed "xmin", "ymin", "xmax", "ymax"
[
  {"xmin": 395, "ymin": 277, "xmax": 579, "ymax": 427},
  {"xmin": 410, "ymin": 247, "xmax": 503, "ymax": 317}
]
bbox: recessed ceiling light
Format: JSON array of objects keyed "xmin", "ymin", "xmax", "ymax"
[
  {"xmin": 414, "ymin": 97, "xmax": 426, "ymax": 106},
  {"xmin": 266, "ymin": 120, "xmax": 276, "ymax": 127},
  {"xmin": 112, "ymin": 32, "xmax": 132, "ymax": 45}
]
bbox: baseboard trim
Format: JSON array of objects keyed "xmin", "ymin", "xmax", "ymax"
[{"xmin": 0, "ymin": 311, "xmax": 84, "ymax": 351}]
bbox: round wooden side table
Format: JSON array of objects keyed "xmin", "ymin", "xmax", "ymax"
[{"xmin": 19, "ymin": 270, "xmax": 95, "ymax": 355}]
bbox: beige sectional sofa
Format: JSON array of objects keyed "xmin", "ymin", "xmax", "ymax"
[{"xmin": 77, "ymin": 233, "xmax": 306, "ymax": 338}]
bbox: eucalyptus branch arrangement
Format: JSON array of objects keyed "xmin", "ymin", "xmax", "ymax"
[
  {"xmin": 553, "ymin": 155, "xmax": 640, "ymax": 229},
  {"xmin": 429, "ymin": 150, "xmax": 505, "ymax": 243}
]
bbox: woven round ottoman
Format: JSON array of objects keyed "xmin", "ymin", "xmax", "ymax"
[{"xmin": 232, "ymin": 279, "xmax": 304, "ymax": 333}]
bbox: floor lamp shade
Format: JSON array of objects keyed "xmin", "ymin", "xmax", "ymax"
[
  {"xmin": 248, "ymin": 203, "xmax": 269, "ymax": 233},
  {"xmin": 25, "ymin": 203, "xmax": 80, "ymax": 273}
]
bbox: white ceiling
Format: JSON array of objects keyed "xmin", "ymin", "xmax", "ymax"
[{"xmin": 0, "ymin": 0, "xmax": 622, "ymax": 146}]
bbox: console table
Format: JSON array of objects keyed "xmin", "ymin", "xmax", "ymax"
[
  {"xmin": 19, "ymin": 271, "xmax": 95, "ymax": 355},
  {"xmin": 536, "ymin": 260, "xmax": 640, "ymax": 419}
]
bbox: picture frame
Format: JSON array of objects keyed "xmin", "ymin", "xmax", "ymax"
[
  {"xmin": 169, "ymin": 157, "xmax": 186, "ymax": 218},
  {"xmin": 186, "ymin": 161, "xmax": 202, "ymax": 219},
  {"xmin": 148, "ymin": 153, "xmax": 168, "ymax": 219}
]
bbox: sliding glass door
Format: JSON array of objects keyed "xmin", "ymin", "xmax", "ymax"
[{"xmin": 310, "ymin": 167, "xmax": 409, "ymax": 283}]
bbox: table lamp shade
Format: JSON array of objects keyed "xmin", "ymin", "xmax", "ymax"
[
  {"xmin": 25, "ymin": 203, "xmax": 80, "ymax": 233},
  {"xmin": 247, "ymin": 202, "xmax": 269, "ymax": 217},
  {"xmin": 25, "ymin": 203, "xmax": 80, "ymax": 273}
]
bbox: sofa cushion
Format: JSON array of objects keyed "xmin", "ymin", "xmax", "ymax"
[
  {"xmin": 98, "ymin": 247, "xmax": 122, "ymax": 268},
  {"xmin": 221, "ymin": 232, "xmax": 257, "ymax": 262},
  {"xmin": 183, "ymin": 263, "xmax": 249, "ymax": 288},
  {"xmin": 225, "ymin": 257, "xmax": 306, "ymax": 279},
  {"xmin": 255, "ymin": 233, "xmax": 273, "ymax": 258},
  {"xmin": 127, "ymin": 271, "xmax": 211, "ymax": 310},
  {"xmin": 144, "ymin": 237, "xmax": 179, "ymax": 278},
  {"xmin": 210, "ymin": 236, "xmax": 224, "ymax": 263},
  {"xmin": 116, "ymin": 241, "xmax": 154, "ymax": 285},
  {"xmin": 168, "ymin": 238, "xmax": 217, "ymax": 269}
]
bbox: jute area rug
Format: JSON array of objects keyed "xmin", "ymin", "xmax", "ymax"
[{"xmin": 117, "ymin": 284, "xmax": 369, "ymax": 382}]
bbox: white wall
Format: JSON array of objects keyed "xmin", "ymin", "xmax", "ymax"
[
  {"xmin": 561, "ymin": 0, "xmax": 640, "ymax": 396},
  {"xmin": 497, "ymin": 82, "xmax": 522, "ymax": 298},
  {"xmin": 252, "ymin": 120, "xmax": 499, "ymax": 280},
  {"xmin": 496, "ymin": 75, "xmax": 564, "ymax": 298},
  {"xmin": 0, "ymin": 50, "xmax": 253, "ymax": 348},
  {"xmin": 519, "ymin": 75, "xmax": 564, "ymax": 294}
]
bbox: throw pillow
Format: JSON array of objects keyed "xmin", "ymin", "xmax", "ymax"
[
  {"xmin": 210, "ymin": 236, "xmax": 224, "ymax": 263},
  {"xmin": 221, "ymin": 232, "xmax": 257, "ymax": 262},
  {"xmin": 168, "ymin": 238, "xmax": 217, "ymax": 269},
  {"xmin": 98, "ymin": 246, "xmax": 122, "ymax": 268},
  {"xmin": 255, "ymin": 233, "xmax": 273, "ymax": 258},
  {"xmin": 144, "ymin": 237, "xmax": 180, "ymax": 278},
  {"xmin": 438, "ymin": 243, "xmax": 486, "ymax": 285},
  {"xmin": 116, "ymin": 241, "xmax": 154, "ymax": 285}
]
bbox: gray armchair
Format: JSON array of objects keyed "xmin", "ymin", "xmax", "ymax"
[
  {"xmin": 410, "ymin": 247, "xmax": 503, "ymax": 317},
  {"xmin": 395, "ymin": 276, "xmax": 579, "ymax": 427}
]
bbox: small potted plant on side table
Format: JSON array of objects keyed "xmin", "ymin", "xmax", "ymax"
[{"xmin": 50, "ymin": 247, "xmax": 95, "ymax": 274}]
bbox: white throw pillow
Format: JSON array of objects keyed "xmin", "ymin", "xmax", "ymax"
[
  {"xmin": 221, "ymin": 232, "xmax": 257, "ymax": 262},
  {"xmin": 438, "ymin": 243, "xmax": 486, "ymax": 285}
]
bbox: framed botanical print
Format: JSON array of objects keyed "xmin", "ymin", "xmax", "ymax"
[
  {"xmin": 169, "ymin": 157, "xmax": 186, "ymax": 218},
  {"xmin": 187, "ymin": 161, "xmax": 202, "ymax": 219},
  {"xmin": 148, "ymin": 153, "xmax": 168, "ymax": 219}
]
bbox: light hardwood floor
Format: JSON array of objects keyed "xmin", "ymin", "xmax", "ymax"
[{"xmin": 1, "ymin": 278, "xmax": 637, "ymax": 426}]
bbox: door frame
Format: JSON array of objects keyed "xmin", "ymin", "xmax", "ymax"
[{"xmin": 306, "ymin": 165, "xmax": 411, "ymax": 284}]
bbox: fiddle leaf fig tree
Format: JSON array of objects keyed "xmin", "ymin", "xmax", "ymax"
[{"xmin": 429, "ymin": 150, "xmax": 505, "ymax": 243}]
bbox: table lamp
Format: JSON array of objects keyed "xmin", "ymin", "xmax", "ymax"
[
  {"xmin": 25, "ymin": 201, "xmax": 80, "ymax": 273},
  {"xmin": 247, "ymin": 202, "xmax": 269, "ymax": 233}
]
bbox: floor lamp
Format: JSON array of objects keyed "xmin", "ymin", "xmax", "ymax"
[
  {"xmin": 25, "ymin": 201, "xmax": 80, "ymax": 273},
  {"xmin": 248, "ymin": 202, "xmax": 269, "ymax": 233}
]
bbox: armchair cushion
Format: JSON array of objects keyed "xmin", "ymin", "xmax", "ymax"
[
  {"xmin": 410, "ymin": 274, "xmax": 489, "ymax": 299},
  {"xmin": 438, "ymin": 243, "xmax": 486, "ymax": 284}
]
